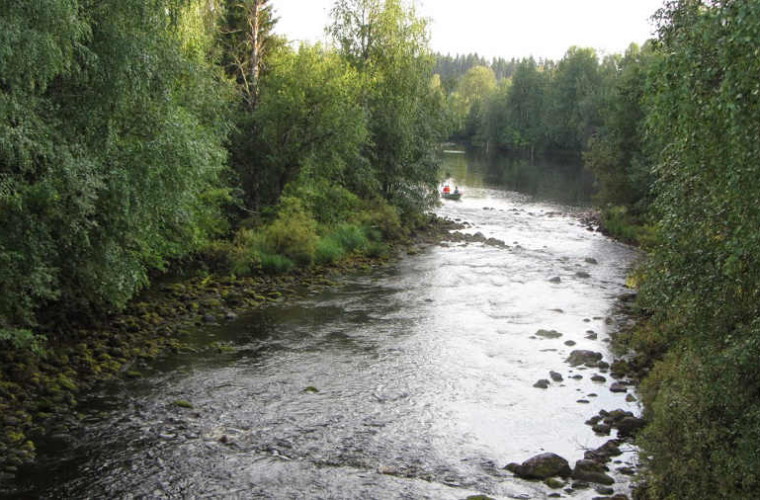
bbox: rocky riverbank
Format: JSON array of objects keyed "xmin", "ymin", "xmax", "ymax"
[
  {"xmin": 0, "ymin": 216, "xmax": 465, "ymax": 482},
  {"xmin": 500, "ymin": 275, "xmax": 651, "ymax": 500}
]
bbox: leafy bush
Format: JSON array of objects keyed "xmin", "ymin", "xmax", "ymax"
[
  {"xmin": 263, "ymin": 196, "xmax": 318, "ymax": 265},
  {"xmin": 365, "ymin": 241, "xmax": 391, "ymax": 259},
  {"xmin": 227, "ymin": 229, "xmax": 267, "ymax": 276},
  {"xmin": 0, "ymin": 0, "xmax": 231, "ymax": 329},
  {"xmin": 635, "ymin": 2, "xmax": 760, "ymax": 498},
  {"xmin": 354, "ymin": 198, "xmax": 405, "ymax": 240},
  {"xmin": 314, "ymin": 238, "xmax": 346, "ymax": 265},
  {"xmin": 287, "ymin": 178, "xmax": 361, "ymax": 226},
  {"xmin": 258, "ymin": 253, "xmax": 295, "ymax": 274},
  {"xmin": 314, "ymin": 223, "xmax": 370, "ymax": 265},
  {"xmin": 0, "ymin": 329, "xmax": 46, "ymax": 354},
  {"xmin": 331, "ymin": 224, "xmax": 368, "ymax": 253},
  {"xmin": 600, "ymin": 206, "xmax": 657, "ymax": 248}
]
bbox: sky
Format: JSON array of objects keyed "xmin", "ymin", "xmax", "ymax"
[{"xmin": 273, "ymin": 0, "xmax": 664, "ymax": 61}]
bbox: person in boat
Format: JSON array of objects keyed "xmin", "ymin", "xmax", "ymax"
[
  {"xmin": 443, "ymin": 185, "xmax": 451, "ymax": 194},
  {"xmin": 453, "ymin": 186, "xmax": 459, "ymax": 194}
]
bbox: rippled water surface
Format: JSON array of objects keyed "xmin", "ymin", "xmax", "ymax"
[{"xmin": 9, "ymin": 152, "xmax": 640, "ymax": 499}]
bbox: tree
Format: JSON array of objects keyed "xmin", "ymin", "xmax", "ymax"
[
  {"xmin": 637, "ymin": 2, "xmax": 760, "ymax": 498},
  {"xmin": 251, "ymin": 44, "xmax": 368, "ymax": 206},
  {"xmin": 218, "ymin": 0, "xmax": 277, "ymax": 110},
  {"xmin": 0, "ymin": 0, "xmax": 231, "ymax": 334},
  {"xmin": 584, "ymin": 43, "xmax": 656, "ymax": 210},
  {"xmin": 330, "ymin": 0, "xmax": 446, "ymax": 214},
  {"xmin": 452, "ymin": 65, "xmax": 497, "ymax": 144},
  {"xmin": 501, "ymin": 57, "xmax": 549, "ymax": 156},
  {"xmin": 545, "ymin": 47, "xmax": 602, "ymax": 152}
]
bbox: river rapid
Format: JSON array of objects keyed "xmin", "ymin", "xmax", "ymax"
[{"xmin": 7, "ymin": 152, "xmax": 640, "ymax": 499}]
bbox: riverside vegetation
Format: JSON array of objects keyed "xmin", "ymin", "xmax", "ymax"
[
  {"xmin": 434, "ymin": 1, "xmax": 760, "ymax": 498},
  {"xmin": 3, "ymin": 1, "xmax": 760, "ymax": 498}
]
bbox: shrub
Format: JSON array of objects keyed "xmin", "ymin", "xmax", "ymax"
[
  {"xmin": 600, "ymin": 205, "xmax": 658, "ymax": 248},
  {"xmin": 228, "ymin": 229, "xmax": 267, "ymax": 276},
  {"xmin": 0, "ymin": 328, "xmax": 46, "ymax": 353},
  {"xmin": 331, "ymin": 224, "xmax": 368, "ymax": 253},
  {"xmin": 258, "ymin": 253, "xmax": 295, "ymax": 274},
  {"xmin": 314, "ymin": 238, "xmax": 346, "ymax": 265},
  {"xmin": 365, "ymin": 241, "xmax": 390, "ymax": 259},
  {"xmin": 354, "ymin": 198, "xmax": 405, "ymax": 240},
  {"xmin": 287, "ymin": 179, "xmax": 361, "ymax": 225},
  {"xmin": 263, "ymin": 196, "xmax": 318, "ymax": 265}
]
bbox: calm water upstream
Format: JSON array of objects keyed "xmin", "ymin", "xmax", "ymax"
[{"xmin": 7, "ymin": 152, "xmax": 640, "ymax": 499}]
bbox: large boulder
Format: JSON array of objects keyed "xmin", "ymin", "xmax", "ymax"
[
  {"xmin": 572, "ymin": 459, "xmax": 615, "ymax": 485},
  {"xmin": 506, "ymin": 452, "xmax": 572, "ymax": 479},
  {"xmin": 616, "ymin": 416, "xmax": 646, "ymax": 438},
  {"xmin": 566, "ymin": 350, "xmax": 603, "ymax": 367}
]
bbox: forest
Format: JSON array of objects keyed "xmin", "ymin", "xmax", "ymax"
[
  {"xmin": 0, "ymin": 0, "xmax": 447, "ymax": 343},
  {"xmin": 2, "ymin": 0, "xmax": 760, "ymax": 498}
]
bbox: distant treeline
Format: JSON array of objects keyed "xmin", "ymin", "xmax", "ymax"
[
  {"xmin": 0, "ymin": 0, "xmax": 447, "ymax": 343},
  {"xmin": 433, "ymin": 52, "xmax": 548, "ymax": 91},
  {"xmin": 436, "ymin": 2, "xmax": 760, "ymax": 498}
]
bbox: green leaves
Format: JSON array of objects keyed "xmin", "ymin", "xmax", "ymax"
[
  {"xmin": 331, "ymin": 0, "xmax": 445, "ymax": 213},
  {"xmin": 0, "ymin": 0, "xmax": 231, "ymax": 331},
  {"xmin": 637, "ymin": 2, "xmax": 760, "ymax": 498}
]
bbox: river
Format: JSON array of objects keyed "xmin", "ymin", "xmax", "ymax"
[{"xmin": 6, "ymin": 151, "xmax": 640, "ymax": 499}]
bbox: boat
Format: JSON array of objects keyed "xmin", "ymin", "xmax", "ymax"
[{"xmin": 441, "ymin": 190, "xmax": 462, "ymax": 200}]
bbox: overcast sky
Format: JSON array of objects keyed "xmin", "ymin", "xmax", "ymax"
[{"xmin": 273, "ymin": 0, "xmax": 664, "ymax": 61}]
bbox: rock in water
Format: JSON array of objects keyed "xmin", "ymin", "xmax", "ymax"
[
  {"xmin": 566, "ymin": 350, "xmax": 603, "ymax": 367},
  {"xmin": 572, "ymin": 459, "xmax": 615, "ymax": 485},
  {"xmin": 506, "ymin": 452, "xmax": 572, "ymax": 479},
  {"xmin": 616, "ymin": 416, "xmax": 646, "ymax": 438},
  {"xmin": 536, "ymin": 329, "xmax": 563, "ymax": 338},
  {"xmin": 533, "ymin": 379, "xmax": 551, "ymax": 389}
]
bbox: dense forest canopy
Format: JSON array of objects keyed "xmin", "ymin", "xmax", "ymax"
[
  {"xmin": 3, "ymin": 1, "xmax": 760, "ymax": 498},
  {"xmin": 0, "ymin": 0, "xmax": 446, "ymax": 342}
]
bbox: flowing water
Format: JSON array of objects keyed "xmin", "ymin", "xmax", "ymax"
[{"xmin": 7, "ymin": 151, "xmax": 640, "ymax": 499}]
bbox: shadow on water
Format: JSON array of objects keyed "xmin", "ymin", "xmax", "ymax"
[{"xmin": 441, "ymin": 147, "xmax": 595, "ymax": 206}]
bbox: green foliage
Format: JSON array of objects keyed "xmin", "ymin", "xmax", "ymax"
[
  {"xmin": 599, "ymin": 206, "xmax": 657, "ymax": 247},
  {"xmin": 262, "ymin": 196, "xmax": 318, "ymax": 265},
  {"xmin": 0, "ymin": 0, "xmax": 231, "ymax": 329},
  {"xmin": 330, "ymin": 224, "xmax": 369, "ymax": 253},
  {"xmin": 314, "ymin": 238, "xmax": 346, "ymax": 265},
  {"xmin": 0, "ymin": 328, "xmax": 46, "ymax": 353},
  {"xmin": 354, "ymin": 198, "xmax": 405, "ymax": 240},
  {"xmin": 584, "ymin": 43, "xmax": 657, "ymax": 211},
  {"xmin": 448, "ymin": 65, "xmax": 497, "ymax": 139},
  {"xmin": 257, "ymin": 253, "xmax": 295, "ymax": 274},
  {"xmin": 226, "ymin": 228, "xmax": 265, "ymax": 276},
  {"xmin": 289, "ymin": 179, "xmax": 361, "ymax": 226},
  {"xmin": 499, "ymin": 58, "xmax": 549, "ymax": 153},
  {"xmin": 545, "ymin": 47, "xmax": 603, "ymax": 152},
  {"xmin": 330, "ymin": 0, "xmax": 447, "ymax": 213},
  {"xmin": 634, "ymin": 2, "xmax": 760, "ymax": 498},
  {"xmin": 446, "ymin": 48, "xmax": 605, "ymax": 156},
  {"xmin": 251, "ymin": 46, "xmax": 368, "ymax": 206}
]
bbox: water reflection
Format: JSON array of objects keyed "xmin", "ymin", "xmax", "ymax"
[{"xmin": 441, "ymin": 148, "xmax": 595, "ymax": 205}]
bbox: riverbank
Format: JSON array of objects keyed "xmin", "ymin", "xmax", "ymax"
[{"xmin": 0, "ymin": 215, "xmax": 464, "ymax": 482}]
